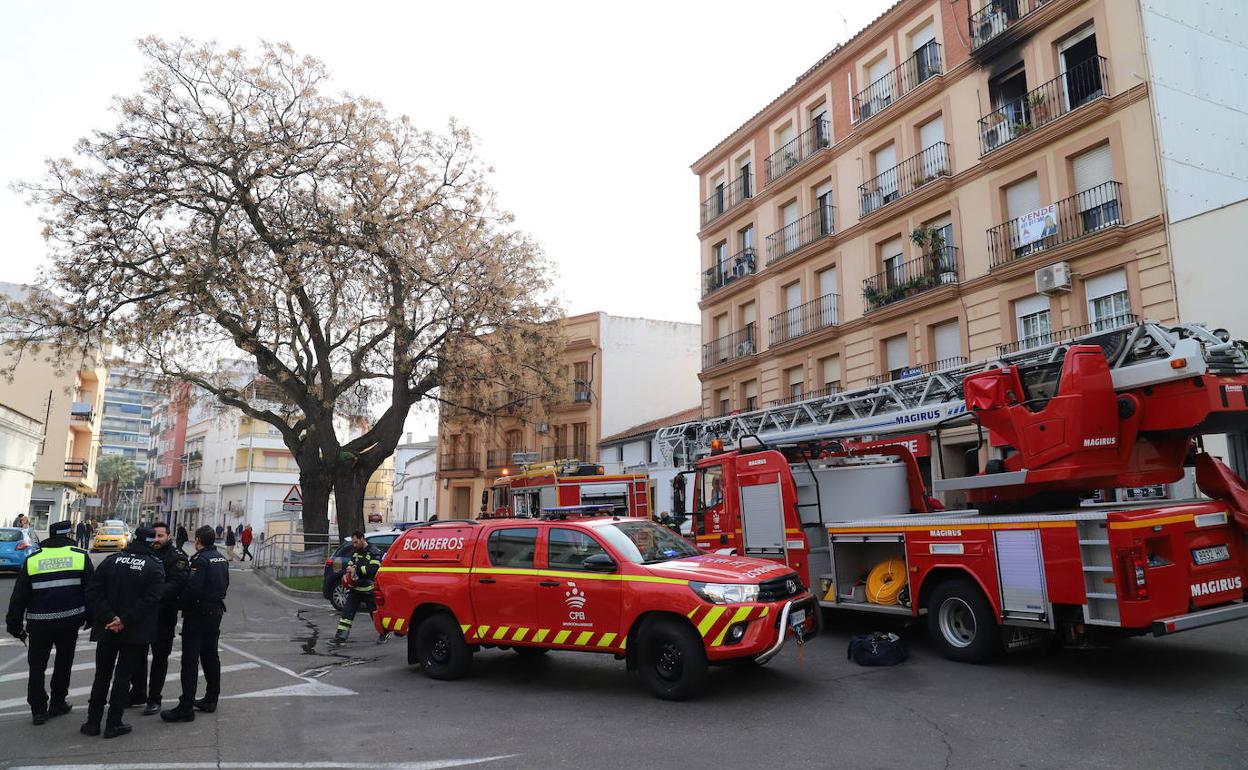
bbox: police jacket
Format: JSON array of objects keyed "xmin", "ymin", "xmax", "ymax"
[
  {"xmin": 347, "ymin": 546, "xmax": 381, "ymax": 592},
  {"xmin": 5, "ymin": 535, "xmax": 94, "ymax": 635},
  {"xmin": 151, "ymin": 541, "xmax": 190, "ymax": 613},
  {"xmin": 180, "ymin": 546, "xmax": 229, "ymax": 617},
  {"xmin": 86, "ymin": 541, "xmax": 164, "ymax": 645}
]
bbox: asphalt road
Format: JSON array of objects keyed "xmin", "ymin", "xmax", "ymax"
[{"xmin": 0, "ymin": 556, "xmax": 1245, "ymax": 770}]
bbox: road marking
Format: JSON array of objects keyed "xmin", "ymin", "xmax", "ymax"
[
  {"xmin": 7, "ymin": 759, "xmax": 517, "ymax": 770},
  {"xmin": 218, "ymin": 642, "xmax": 355, "ymax": 699},
  {"xmin": 0, "ymin": 653, "xmax": 26, "ymax": 674},
  {"xmin": 0, "ymin": 662, "xmax": 259, "ymax": 710},
  {"xmin": 0, "ymin": 652, "xmax": 182, "ymax": 683}
]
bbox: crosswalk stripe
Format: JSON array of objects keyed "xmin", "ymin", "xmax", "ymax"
[
  {"xmin": 0, "ymin": 652, "xmax": 182, "ymax": 684},
  {"xmin": 0, "ymin": 662, "xmax": 260, "ymax": 710}
]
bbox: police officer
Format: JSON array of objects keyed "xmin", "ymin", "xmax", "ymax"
[
  {"xmin": 329, "ymin": 530, "xmax": 387, "ymax": 646},
  {"xmin": 82, "ymin": 527, "xmax": 163, "ymax": 738},
  {"xmin": 5, "ymin": 520, "xmax": 94, "ymax": 725},
  {"xmin": 161, "ymin": 525, "xmax": 229, "ymax": 723},
  {"xmin": 127, "ymin": 521, "xmax": 189, "ymax": 715}
]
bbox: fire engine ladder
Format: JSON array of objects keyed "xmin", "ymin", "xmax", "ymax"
[
  {"xmin": 1076, "ymin": 519, "xmax": 1120, "ymax": 626},
  {"xmin": 657, "ymin": 320, "xmax": 1248, "ymax": 464}
]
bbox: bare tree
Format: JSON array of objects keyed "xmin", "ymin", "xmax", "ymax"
[{"xmin": 8, "ymin": 38, "xmax": 563, "ymax": 536}]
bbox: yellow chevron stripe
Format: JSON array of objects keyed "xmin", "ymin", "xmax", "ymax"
[
  {"xmin": 619, "ymin": 636, "xmax": 627, "ymax": 650},
  {"xmin": 711, "ymin": 606, "xmax": 754, "ymax": 647},
  {"xmin": 393, "ymin": 618, "xmax": 404, "ymax": 632},
  {"xmin": 533, "ymin": 629, "xmax": 550, "ymax": 643},
  {"xmin": 381, "ymin": 617, "xmax": 392, "ymax": 630},
  {"xmin": 493, "ymin": 626, "xmax": 510, "ymax": 640},
  {"xmin": 575, "ymin": 631, "xmax": 594, "ymax": 646},
  {"xmin": 597, "ymin": 632, "xmax": 617, "ymax": 648},
  {"xmin": 760, "ymin": 607, "xmax": 769, "ymax": 618},
  {"xmin": 512, "ymin": 627, "xmax": 529, "ymax": 642},
  {"xmin": 553, "ymin": 630, "xmax": 571, "ymax": 644},
  {"xmin": 686, "ymin": 607, "xmax": 698, "ymax": 619},
  {"xmin": 460, "ymin": 624, "xmax": 470, "ymax": 636},
  {"xmin": 697, "ymin": 606, "xmax": 725, "ymax": 637},
  {"xmin": 477, "ymin": 625, "xmax": 489, "ymax": 639}
]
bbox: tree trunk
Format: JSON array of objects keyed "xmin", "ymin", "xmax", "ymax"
[
  {"xmin": 299, "ymin": 470, "xmax": 333, "ymax": 543},
  {"xmin": 331, "ymin": 469, "xmax": 369, "ymax": 537}
]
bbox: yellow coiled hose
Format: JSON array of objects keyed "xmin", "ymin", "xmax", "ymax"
[{"xmin": 866, "ymin": 558, "xmax": 908, "ymax": 605}]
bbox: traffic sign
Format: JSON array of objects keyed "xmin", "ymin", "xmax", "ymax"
[{"xmin": 282, "ymin": 484, "xmax": 303, "ymax": 512}]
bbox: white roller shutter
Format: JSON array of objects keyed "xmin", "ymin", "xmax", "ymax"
[
  {"xmin": 912, "ymin": 22, "xmax": 936, "ymax": 51},
  {"xmin": 1073, "ymin": 144, "xmax": 1113, "ymax": 192},
  {"xmin": 1015, "ymin": 294, "xmax": 1050, "ymax": 321},
  {"xmin": 1085, "ymin": 269, "xmax": 1127, "ymax": 301},
  {"xmin": 787, "ymin": 366, "xmax": 804, "ymax": 387},
  {"xmin": 815, "ymin": 180, "xmax": 834, "ymax": 200},
  {"xmin": 881, "ymin": 236, "xmax": 904, "ymax": 262},
  {"xmin": 886, "ymin": 335, "xmax": 909, "ymax": 371},
  {"xmin": 874, "ymin": 143, "xmax": 897, "ymax": 177},
  {"xmin": 933, "ymin": 320, "xmax": 961, "ymax": 362},
  {"xmin": 819, "ymin": 267, "xmax": 838, "ymax": 297},
  {"xmin": 1006, "ymin": 176, "xmax": 1042, "ymax": 218},
  {"xmin": 785, "ymin": 282, "xmax": 802, "ymax": 310},
  {"xmin": 782, "ymin": 202, "xmax": 799, "ymax": 227},
  {"xmin": 742, "ymin": 301, "xmax": 756, "ymax": 327},
  {"xmin": 821, "ymin": 356, "xmax": 842, "ymax": 387},
  {"xmin": 868, "ymin": 56, "xmax": 891, "ymax": 86},
  {"xmin": 920, "ymin": 115, "xmax": 945, "ymax": 149}
]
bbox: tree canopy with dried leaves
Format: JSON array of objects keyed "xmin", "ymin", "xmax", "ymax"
[{"xmin": 7, "ymin": 38, "xmax": 564, "ymax": 535}]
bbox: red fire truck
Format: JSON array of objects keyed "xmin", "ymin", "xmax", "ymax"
[
  {"xmin": 657, "ymin": 321, "xmax": 1248, "ymax": 661},
  {"xmin": 485, "ymin": 459, "xmax": 651, "ymax": 519}
]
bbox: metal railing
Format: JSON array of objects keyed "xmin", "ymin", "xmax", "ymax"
[
  {"xmin": 863, "ymin": 246, "xmax": 960, "ymax": 312},
  {"xmin": 64, "ymin": 459, "xmax": 89, "ymax": 479},
  {"xmin": 702, "ymin": 325, "xmax": 756, "ymax": 369},
  {"xmin": 766, "ymin": 206, "xmax": 835, "ymax": 265},
  {"xmin": 541, "ymin": 444, "xmax": 590, "ymax": 462},
  {"xmin": 854, "ymin": 42, "xmax": 943, "ymax": 123},
  {"xmin": 996, "ymin": 314, "xmax": 1139, "ymax": 355},
  {"xmin": 769, "ymin": 383, "xmax": 841, "ymax": 407},
  {"xmin": 486, "ymin": 449, "xmax": 525, "ymax": 468},
  {"xmin": 254, "ymin": 532, "xmax": 339, "ymax": 581},
  {"xmin": 868, "ymin": 356, "xmax": 970, "ymax": 386},
  {"xmin": 439, "ymin": 451, "xmax": 479, "ymax": 471},
  {"xmin": 764, "ymin": 118, "xmax": 830, "ymax": 185},
  {"xmin": 703, "ymin": 247, "xmax": 758, "ymax": 297},
  {"xmin": 70, "ymin": 402, "xmax": 94, "ymax": 422},
  {"xmin": 769, "ymin": 293, "xmax": 840, "ymax": 347},
  {"xmin": 860, "ymin": 142, "xmax": 951, "ymax": 216},
  {"xmin": 979, "ymin": 56, "xmax": 1108, "ymax": 155},
  {"xmin": 970, "ymin": 0, "xmax": 1046, "ymax": 51},
  {"xmin": 988, "ymin": 181, "xmax": 1123, "ymax": 268},
  {"xmin": 700, "ymin": 172, "xmax": 754, "ymax": 226}
]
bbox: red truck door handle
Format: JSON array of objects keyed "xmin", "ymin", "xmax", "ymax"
[
  {"xmin": 478, "ymin": 578, "xmax": 497, "ymax": 584},
  {"xmin": 539, "ymin": 580, "xmax": 560, "ymax": 587}
]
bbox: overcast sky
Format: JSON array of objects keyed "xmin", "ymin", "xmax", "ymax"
[{"xmin": 1, "ymin": 0, "xmax": 893, "ymax": 439}]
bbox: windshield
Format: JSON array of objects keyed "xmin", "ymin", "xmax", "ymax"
[
  {"xmin": 0, "ymin": 529, "xmax": 21, "ymax": 542},
  {"xmin": 599, "ymin": 521, "xmax": 700, "ymax": 565},
  {"xmin": 101, "ymin": 527, "xmax": 125, "ymax": 535}
]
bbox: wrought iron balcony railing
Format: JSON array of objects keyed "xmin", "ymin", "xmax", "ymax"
[
  {"xmin": 988, "ymin": 181, "xmax": 1123, "ymax": 268},
  {"xmin": 769, "ymin": 293, "xmax": 840, "ymax": 347},
  {"xmin": 702, "ymin": 325, "xmax": 756, "ymax": 370},
  {"xmin": 703, "ymin": 247, "xmax": 758, "ymax": 297},
  {"xmin": 996, "ymin": 313, "xmax": 1139, "ymax": 355},
  {"xmin": 765, "ymin": 206, "xmax": 835, "ymax": 265},
  {"xmin": 541, "ymin": 444, "xmax": 590, "ymax": 462},
  {"xmin": 863, "ymin": 246, "xmax": 959, "ymax": 312},
  {"xmin": 868, "ymin": 356, "xmax": 970, "ymax": 386},
  {"xmin": 769, "ymin": 383, "xmax": 841, "ymax": 407},
  {"xmin": 700, "ymin": 172, "xmax": 754, "ymax": 226},
  {"xmin": 64, "ymin": 459, "xmax": 89, "ymax": 479},
  {"xmin": 979, "ymin": 56, "xmax": 1108, "ymax": 155},
  {"xmin": 859, "ymin": 142, "xmax": 951, "ymax": 216},
  {"xmin": 969, "ymin": 0, "xmax": 1046, "ymax": 51},
  {"xmin": 853, "ymin": 41, "xmax": 943, "ymax": 123},
  {"xmin": 764, "ymin": 118, "xmax": 830, "ymax": 185},
  {"xmin": 439, "ymin": 452, "xmax": 479, "ymax": 472}
]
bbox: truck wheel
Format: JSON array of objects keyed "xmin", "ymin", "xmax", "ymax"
[
  {"xmin": 413, "ymin": 614, "xmax": 472, "ymax": 680},
  {"xmin": 636, "ymin": 617, "xmax": 708, "ymax": 701},
  {"xmin": 926, "ymin": 577, "xmax": 1001, "ymax": 663}
]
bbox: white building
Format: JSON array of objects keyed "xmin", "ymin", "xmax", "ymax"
[
  {"xmin": 0, "ymin": 403, "xmax": 43, "ymax": 526},
  {"xmin": 598, "ymin": 406, "xmax": 700, "ymax": 519},
  {"xmin": 392, "ymin": 434, "xmax": 437, "ymax": 525}
]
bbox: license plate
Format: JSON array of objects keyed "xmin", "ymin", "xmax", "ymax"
[
  {"xmin": 789, "ymin": 609, "xmax": 806, "ymax": 629},
  {"xmin": 1193, "ymin": 545, "xmax": 1230, "ymax": 565}
]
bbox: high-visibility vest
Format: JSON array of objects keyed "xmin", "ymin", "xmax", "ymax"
[{"xmin": 25, "ymin": 545, "xmax": 89, "ymax": 624}]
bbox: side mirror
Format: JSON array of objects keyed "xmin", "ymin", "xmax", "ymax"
[{"xmin": 583, "ymin": 553, "xmax": 617, "ymax": 572}]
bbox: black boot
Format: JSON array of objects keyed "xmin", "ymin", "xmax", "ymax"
[
  {"xmin": 31, "ymin": 711, "xmax": 48, "ymax": 726},
  {"xmin": 103, "ymin": 722, "xmax": 133, "ymax": 738},
  {"xmin": 48, "ymin": 702, "xmax": 73, "ymax": 718},
  {"xmin": 192, "ymin": 697, "xmax": 217, "ymax": 713},
  {"xmin": 142, "ymin": 701, "xmax": 161, "ymax": 716},
  {"xmin": 79, "ymin": 721, "xmax": 100, "ymax": 736},
  {"xmin": 160, "ymin": 704, "xmax": 195, "ymax": 723}
]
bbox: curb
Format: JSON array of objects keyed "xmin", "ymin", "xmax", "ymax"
[{"xmin": 251, "ymin": 566, "xmax": 324, "ymax": 598}]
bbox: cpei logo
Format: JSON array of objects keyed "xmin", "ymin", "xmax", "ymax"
[{"xmin": 565, "ymin": 583, "xmax": 587, "ymax": 609}]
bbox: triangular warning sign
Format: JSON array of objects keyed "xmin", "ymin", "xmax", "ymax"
[{"xmin": 283, "ymin": 485, "xmax": 303, "ymax": 505}]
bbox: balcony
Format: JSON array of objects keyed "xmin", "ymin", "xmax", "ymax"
[
  {"xmin": 487, "ymin": 448, "xmax": 532, "ymax": 468},
  {"xmin": 541, "ymin": 444, "xmax": 590, "ymax": 462},
  {"xmin": 859, "ymin": 143, "xmax": 950, "ymax": 217},
  {"xmin": 439, "ymin": 452, "xmax": 480, "ymax": 472},
  {"xmin": 766, "ymin": 206, "xmax": 835, "ymax": 266},
  {"xmin": 970, "ymin": 0, "xmax": 1048, "ymax": 55},
  {"xmin": 868, "ymin": 356, "xmax": 969, "ymax": 386},
  {"xmin": 854, "ymin": 42, "xmax": 943, "ymax": 124},
  {"xmin": 703, "ymin": 248, "xmax": 758, "ymax": 297},
  {"xmin": 769, "ymin": 383, "xmax": 841, "ymax": 407},
  {"xmin": 769, "ymin": 293, "xmax": 840, "ymax": 347},
  {"xmin": 863, "ymin": 246, "xmax": 960, "ymax": 313},
  {"xmin": 700, "ymin": 172, "xmax": 754, "ymax": 227},
  {"xmin": 702, "ymin": 326, "xmax": 756, "ymax": 370},
  {"xmin": 64, "ymin": 459, "xmax": 89, "ymax": 480},
  {"xmin": 764, "ymin": 118, "xmax": 830, "ymax": 186},
  {"xmin": 996, "ymin": 313, "xmax": 1139, "ymax": 355},
  {"xmin": 988, "ymin": 181, "xmax": 1123, "ymax": 269},
  {"xmin": 979, "ymin": 57, "xmax": 1108, "ymax": 156}
]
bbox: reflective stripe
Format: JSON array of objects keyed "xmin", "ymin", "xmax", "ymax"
[
  {"xmin": 393, "ymin": 618, "xmax": 404, "ymax": 632},
  {"xmin": 712, "ymin": 606, "xmax": 754, "ymax": 647},
  {"xmin": 597, "ymin": 633, "xmax": 617, "ymax": 648},
  {"xmin": 512, "ymin": 627, "xmax": 529, "ymax": 642},
  {"xmin": 553, "ymin": 630, "xmax": 571, "ymax": 644},
  {"xmin": 477, "ymin": 625, "xmax": 489, "ymax": 639},
  {"xmin": 30, "ymin": 578, "xmax": 82, "ymax": 590},
  {"xmin": 697, "ymin": 606, "xmax": 725, "ymax": 637},
  {"xmin": 574, "ymin": 631, "xmax": 594, "ymax": 646},
  {"xmin": 26, "ymin": 607, "xmax": 84, "ymax": 621},
  {"xmin": 532, "ymin": 629, "xmax": 549, "ymax": 643},
  {"xmin": 382, "ymin": 617, "xmax": 392, "ymax": 630},
  {"xmin": 492, "ymin": 626, "xmax": 510, "ymax": 640}
]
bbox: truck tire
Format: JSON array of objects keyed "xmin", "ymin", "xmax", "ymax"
[
  {"xmin": 926, "ymin": 577, "xmax": 1001, "ymax": 663},
  {"xmin": 412, "ymin": 613, "xmax": 472, "ymax": 680},
  {"xmin": 635, "ymin": 617, "xmax": 708, "ymax": 701}
]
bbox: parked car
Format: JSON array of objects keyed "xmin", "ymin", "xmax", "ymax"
[
  {"xmin": 0, "ymin": 528, "xmax": 39, "ymax": 573},
  {"xmin": 90, "ymin": 523, "xmax": 131, "ymax": 552},
  {"xmin": 321, "ymin": 530, "xmax": 403, "ymax": 611},
  {"xmin": 367, "ymin": 512, "xmax": 384, "ymax": 524}
]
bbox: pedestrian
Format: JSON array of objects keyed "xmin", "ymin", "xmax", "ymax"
[
  {"xmin": 75, "ymin": 519, "xmax": 90, "ymax": 549},
  {"xmin": 330, "ymin": 531, "xmax": 387, "ymax": 646},
  {"xmin": 5, "ymin": 520, "xmax": 94, "ymax": 725},
  {"xmin": 82, "ymin": 527, "xmax": 163, "ymax": 738},
  {"xmin": 127, "ymin": 522, "xmax": 190, "ymax": 715},
  {"xmin": 175, "ymin": 524, "xmax": 188, "ymax": 553},
  {"xmin": 161, "ymin": 525, "xmax": 229, "ymax": 723},
  {"xmin": 214, "ymin": 523, "xmax": 223, "ymax": 539},
  {"xmin": 224, "ymin": 526, "xmax": 237, "ymax": 560},
  {"xmin": 240, "ymin": 526, "xmax": 253, "ymax": 562}
]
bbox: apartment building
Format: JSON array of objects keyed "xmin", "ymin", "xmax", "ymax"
[
  {"xmin": 436, "ymin": 312, "xmax": 700, "ymax": 519},
  {"xmin": 392, "ymin": 435, "xmax": 437, "ymax": 524},
  {"xmin": 0, "ymin": 404, "xmax": 43, "ymax": 522},
  {"xmin": 145, "ymin": 380, "xmax": 189, "ymax": 526},
  {"xmin": 99, "ymin": 364, "xmax": 162, "ymax": 475},
  {"xmin": 694, "ymin": 0, "xmax": 1247, "ymax": 485}
]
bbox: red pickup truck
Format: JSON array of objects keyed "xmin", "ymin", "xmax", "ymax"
[{"xmin": 372, "ymin": 515, "xmax": 817, "ymax": 699}]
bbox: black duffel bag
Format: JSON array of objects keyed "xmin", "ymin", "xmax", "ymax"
[{"xmin": 847, "ymin": 632, "xmax": 909, "ymax": 666}]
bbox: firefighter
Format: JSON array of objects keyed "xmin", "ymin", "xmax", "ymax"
[
  {"xmin": 5, "ymin": 520, "xmax": 94, "ymax": 725},
  {"xmin": 161, "ymin": 525, "xmax": 229, "ymax": 723},
  {"xmin": 329, "ymin": 531, "xmax": 387, "ymax": 646},
  {"xmin": 82, "ymin": 527, "xmax": 164, "ymax": 738},
  {"xmin": 127, "ymin": 521, "xmax": 190, "ymax": 715}
]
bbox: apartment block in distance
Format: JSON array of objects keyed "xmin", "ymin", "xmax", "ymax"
[
  {"xmin": 693, "ymin": 0, "xmax": 1248, "ymax": 491},
  {"xmin": 437, "ymin": 312, "xmax": 700, "ymax": 519}
]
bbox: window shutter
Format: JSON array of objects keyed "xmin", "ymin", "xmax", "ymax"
[
  {"xmin": 1006, "ymin": 176, "xmax": 1041, "ymax": 218},
  {"xmin": 1015, "ymin": 294, "xmax": 1050, "ymax": 321},
  {"xmin": 874, "ymin": 143, "xmax": 897, "ymax": 176},
  {"xmin": 1072, "ymin": 144, "xmax": 1114, "ymax": 211},
  {"xmin": 868, "ymin": 56, "xmax": 891, "ymax": 85},
  {"xmin": 822, "ymin": 356, "xmax": 842, "ymax": 386},
  {"xmin": 886, "ymin": 335, "xmax": 909, "ymax": 371},
  {"xmin": 912, "ymin": 22, "xmax": 936, "ymax": 51},
  {"xmin": 1085, "ymin": 269, "xmax": 1127, "ymax": 300},
  {"xmin": 785, "ymin": 283, "xmax": 802, "ymax": 310},
  {"xmin": 933, "ymin": 321, "xmax": 961, "ymax": 362},
  {"xmin": 920, "ymin": 115, "xmax": 945, "ymax": 149},
  {"xmin": 787, "ymin": 366, "xmax": 804, "ymax": 387}
]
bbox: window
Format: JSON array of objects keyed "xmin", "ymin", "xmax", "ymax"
[
  {"xmin": 817, "ymin": 266, "xmax": 839, "ymax": 324},
  {"xmin": 1086, "ymin": 269, "xmax": 1130, "ymax": 331},
  {"xmin": 865, "ymin": 55, "xmax": 893, "ymax": 113},
  {"xmin": 1072, "ymin": 143, "xmax": 1119, "ymax": 232},
  {"xmin": 787, "ymin": 366, "xmax": 804, "ymax": 399},
  {"xmin": 775, "ymin": 123, "xmax": 797, "ymax": 172},
  {"xmin": 880, "ymin": 237, "xmax": 904, "ymax": 288},
  {"xmin": 709, "ymin": 173, "xmax": 725, "ymax": 216},
  {"xmin": 815, "ymin": 181, "xmax": 834, "ymax": 235},
  {"xmin": 910, "ymin": 21, "xmax": 938, "ymax": 83},
  {"xmin": 1016, "ymin": 294, "xmax": 1053, "ymax": 348},
  {"xmin": 573, "ymin": 423, "xmax": 588, "ymax": 455},
  {"xmin": 783, "ymin": 282, "xmax": 802, "ymax": 340},
  {"xmin": 574, "ymin": 360, "xmax": 590, "ymax": 388},
  {"xmin": 742, "ymin": 380, "xmax": 758, "ymax": 411},
  {"xmin": 711, "ymin": 240, "xmax": 727, "ymax": 269},
  {"xmin": 780, "ymin": 201, "xmax": 799, "ymax": 253},
  {"xmin": 1059, "ymin": 26, "xmax": 1101, "ymax": 108},
  {"xmin": 1005, "ymin": 176, "xmax": 1044, "ymax": 256},
  {"xmin": 932, "ymin": 320, "xmax": 961, "ymax": 363},
  {"xmin": 487, "ymin": 527, "xmax": 537, "ymax": 568},
  {"xmin": 874, "ymin": 143, "xmax": 898, "ymax": 201},
  {"xmin": 885, "ymin": 334, "xmax": 909, "ymax": 379},
  {"xmin": 737, "ymin": 155, "xmax": 753, "ymax": 198},
  {"xmin": 547, "ymin": 528, "xmax": 608, "ymax": 571},
  {"xmin": 820, "ymin": 356, "xmax": 842, "ymax": 393},
  {"xmin": 810, "ymin": 102, "xmax": 830, "ymax": 146},
  {"xmin": 697, "ymin": 465, "xmax": 723, "ymax": 511},
  {"xmin": 739, "ymin": 224, "xmax": 755, "ymax": 253},
  {"xmin": 717, "ymin": 388, "xmax": 730, "ymax": 416},
  {"xmin": 919, "ymin": 114, "xmax": 944, "ymax": 150},
  {"xmin": 741, "ymin": 301, "xmax": 756, "ymax": 340}
]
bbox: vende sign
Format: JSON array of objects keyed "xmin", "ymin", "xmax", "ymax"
[
  {"xmin": 1017, "ymin": 203, "xmax": 1058, "ymax": 246},
  {"xmin": 851, "ymin": 434, "xmax": 932, "ymax": 458}
]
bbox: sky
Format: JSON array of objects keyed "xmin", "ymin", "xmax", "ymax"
[{"xmin": 0, "ymin": 0, "xmax": 894, "ymax": 439}]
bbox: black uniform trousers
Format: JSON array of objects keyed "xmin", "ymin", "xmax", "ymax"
[
  {"xmin": 336, "ymin": 590, "xmax": 376, "ymax": 637},
  {"xmin": 128, "ymin": 607, "xmax": 178, "ymax": 702},
  {"xmin": 26, "ymin": 629, "xmax": 78, "ymax": 713},
  {"xmin": 87, "ymin": 635, "xmax": 146, "ymax": 727},
  {"xmin": 178, "ymin": 609, "xmax": 222, "ymax": 706}
]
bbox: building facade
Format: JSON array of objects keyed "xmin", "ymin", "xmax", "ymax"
[
  {"xmin": 598, "ymin": 406, "xmax": 700, "ymax": 518},
  {"xmin": 436, "ymin": 312, "xmax": 701, "ymax": 519},
  {"xmin": 99, "ymin": 364, "xmax": 161, "ymax": 474},
  {"xmin": 693, "ymin": 0, "xmax": 1243, "ymax": 487},
  {"xmin": 392, "ymin": 435, "xmax": 437, "ymax": 524},
  {"xmin": 0, "ymin": 403, "xmax": 43, "ymax": 524}
]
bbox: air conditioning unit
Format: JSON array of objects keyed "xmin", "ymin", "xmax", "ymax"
[
  {"xmin": 735, "ymin": 340, "xmax": 756, "ymax": 357},
  {"xmin": 536, "ymin": 423, "xmax": 549, "ymax": 434},
  {"xmin": 1035, "ymin": 262, "xmax": 1072, "ymax": 295}
]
